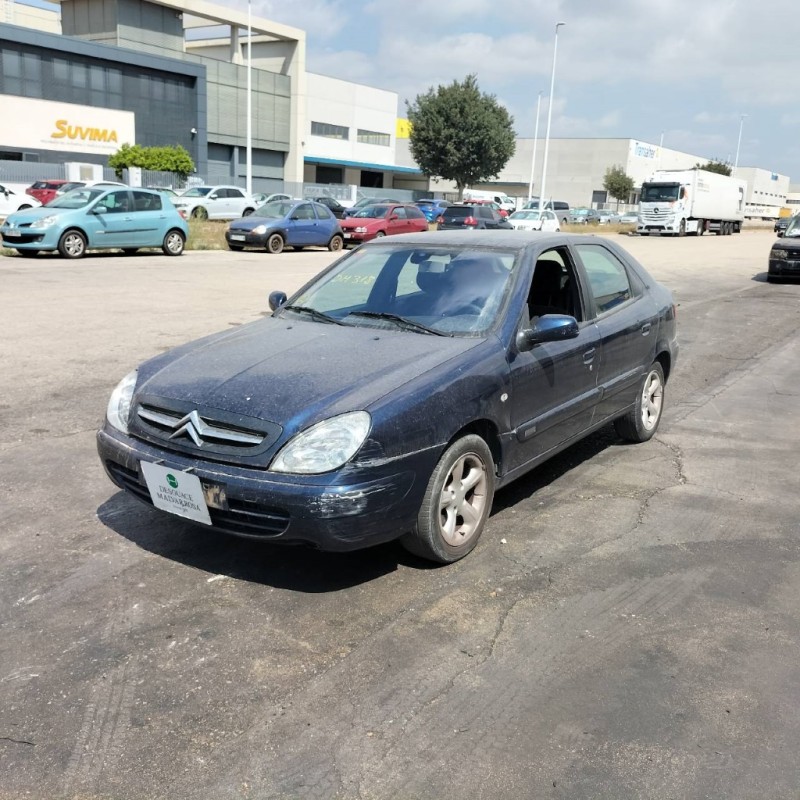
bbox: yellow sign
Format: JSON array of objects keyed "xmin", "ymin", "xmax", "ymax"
[
  {"xmin": 396, "ymin": 118, "xmax": 412, "ymax": 139},
  {"xmin": 51, "ymin": 119, "xmax": 119, "ymax": 143}
]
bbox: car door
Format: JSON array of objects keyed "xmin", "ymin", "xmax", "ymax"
[
  {"xmin": 286, "ymin": 203, "xmax": 317, "ymax": 245},
  {"xmin": 311, "ymin": 203, "xmax": 335, "ymax": 245},
  {"xmin": 385, "ymin": 205, "xmax": 406, "ymax": 235},
  {"xmin": 88, "ymin": 190, "xmax": 136, "ymax": 248},
  {"xmin": 507, "ymin": 246, "xmax": 602, "ymax": 470},
  {"xmin": 130, "ymin": 190, "xmax": 164, "ymax": 246},
  {"xmin": 572, "ymin": 242, "xmax": 659, "ymax": 424}
]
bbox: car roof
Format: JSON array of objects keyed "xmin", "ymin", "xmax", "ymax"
[{"xmin": 360, "ymin": 230, "xmax": 608, "ymax": 250}]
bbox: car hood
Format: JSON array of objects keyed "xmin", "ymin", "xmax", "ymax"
[
  {"xmin": 228, "ymin": 216, "xmax": 283, "ymax": 231},
  {"xmin": 136, "ymin": 316, "xmax": 482, "ymax": 432},
  {"xmin": 340, "ymin": 217, "xmax": 384, "ymax": 229},
  {"xmin": 3, "ymin": 205, "xmax": 71, "ymax": 225}
]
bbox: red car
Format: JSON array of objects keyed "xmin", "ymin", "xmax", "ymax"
[
  {"xmin": 26, "ymin": 180, "xmax": 84, "ymax": 205},
  {"xmin": 339, "ymin": 202, "xmax": 428, "ymax": 244}
]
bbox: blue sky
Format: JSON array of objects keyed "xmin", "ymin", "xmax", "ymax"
[{"xmin": 250, "ymin": 0, "xmax": 798, "ymax": 181}]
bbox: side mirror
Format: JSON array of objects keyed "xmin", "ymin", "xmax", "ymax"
[
  {"xmin": 516, "ymin": 314, "xmax": 580, "ymax": 352},
  {"xmin": 93, "ymin": 205, "xmax": 108, "ymax": 214},
  {"xmin": 290, "ymin": 214, "xmax": 300, "ymax": 221},
  {"xmin": 208, "ymin": 194, "xmax": 218, "ymax": 200},
  {"xmin": 389, "ymin": 214, "xmax": 399, "ymax": 221},
  {"xmin": 269, "ymin": 290, "xmax": 288, "ymax": 311}
]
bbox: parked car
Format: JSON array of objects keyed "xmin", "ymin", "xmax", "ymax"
[
  {"xmin": 438, "ymin": 203, "xmax": 512, "ymax": 230},
  {"xmin": 225, "ymin": 199, "xmax": 343, "ymax": 254},
  {"xmin": 524, "ymin": 199, "xmax": 570, "ymax": 225},
  {"xmin": 768, "ymin": 216, "xmax": 800, "ymax": 281},
  {"xmin": 312, "ymin": 196, "xmax": 348, "ymax": 218},
  {"xmin": 0, "ymin": 183, "xmax": 41, "ymax": 217},
  {"xmin": 26, "ymin": 180, "xmax": 85, "ymax": 206},
  {"xmin": 774, "ymin": 216, "xmax": 793, "ymax": 237},
  {"xmin": 0, "ymin": 186, "xmax": 187, "ymax": 258},
  {"xmin": 614, "ymin": 211, "xmax": 640, "ymax": 225},
  {"xmin": 339, "ymin": 203, "xmax": 428, "ymax": 244},
  {"xmin": 147, "ymin": 186, "xmax": 181, "ymax": 200},
  {"xmin": 342, "ymin": 197, "xmax": 397, "ymax": 217},
  {"xmin": 174, "ymin": 185, "xmax": 257, "ymax": 220},
  {"xmin": 415, "ymin": 199, "xmax": 451, "ymax": 223},
  {"xmin": 97, "ymin": 230, "xmax": 678, "ymax": 563},
  {"xmin": 253, "ymin": 192, "xmax": 292, "ymax": 206},
  {"xmin": 508, "ymin": 209, "xmax": 560, "ymax": 232},
  {"xmin": 570, "ymin": 207, "xmax": 601, "ymax": 225}
]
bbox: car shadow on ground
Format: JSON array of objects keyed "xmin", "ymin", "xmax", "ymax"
[
  {"xmin": 97, "ymin": 492, "xmax": 430, "ymax": 592},
  {"xmin": 97, "ymin": 425, "xmax": 623, "ymax": 590}
]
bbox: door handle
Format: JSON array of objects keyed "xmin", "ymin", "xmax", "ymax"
[
  {"xmin": 641, "ymin": 322, "xmax": 652, "ymax": 335},
  {"xmin": 583, "ymin": 348, "xmax": 596, "ymax": 365}
]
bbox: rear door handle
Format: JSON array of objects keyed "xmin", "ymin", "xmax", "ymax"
[
  {"xmin": 583, "ymin": 348, "xmax": 596, "ymax": 365},
  {"xmin": 641, "ymin": 322, "xmax": 652, "ymax": 335}
]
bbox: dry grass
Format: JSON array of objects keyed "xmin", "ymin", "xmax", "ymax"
[{"xmin": 186, "ymin": 219, "xmax": 229, "ymax": 250}]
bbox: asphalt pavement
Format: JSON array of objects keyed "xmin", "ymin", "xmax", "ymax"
[{"xmin": 1, "ymin": 232, "xmax": 798, "ymax": 799}]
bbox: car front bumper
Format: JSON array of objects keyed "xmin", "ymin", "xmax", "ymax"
[
  {"xmin": 225, "ymin": 230, "xmax": 270, "ymax": 248},
  {"xmin": 1, "ymin": 225, "xmax": 61, "ymax": 250},
  {"xmin": 768, "ymin": 254, "xmax": 800, "ymax": 276},
  {"xmin": 97, "ymin": 426, "xmax": 437, "ymax": 551}
]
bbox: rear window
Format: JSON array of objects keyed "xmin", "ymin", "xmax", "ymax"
[{"xmin": 444, "ymin": 206, "xmax": 472, "ymax": 219}]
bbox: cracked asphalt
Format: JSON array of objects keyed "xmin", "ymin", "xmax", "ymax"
[{"xmin": 1, "ymin": 232, "xmax": 799, "ymax": 799}]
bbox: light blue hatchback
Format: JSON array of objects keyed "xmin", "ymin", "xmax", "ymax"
[{"xmin": 0, "ymin": 187, "xmax": 189, "ymax": 259}]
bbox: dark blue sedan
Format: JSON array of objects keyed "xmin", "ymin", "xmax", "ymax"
[
  {"xmin": 98, "ymin": 231, "xmax": 678, "ymax": 563},
  {"xmin": 225, "ymin": 199, "xmax": 343, "ymax": 253}
]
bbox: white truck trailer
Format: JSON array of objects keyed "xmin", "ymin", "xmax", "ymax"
[{"xmin": 637, "ymin": 169, "xmax": 746, "ymax": 236}]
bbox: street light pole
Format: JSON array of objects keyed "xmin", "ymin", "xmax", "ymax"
[
  {"xmin": 538, "ymin": 21, "xmax": 565, "ymax": 215},
  {"xmin": 527, "ymin": 91, "xmax": 543, "ymax": 202},
  {"xmin": 245, "ymin": 0, "xmax": 253, "ymax": 197},
  {"xmin": 734, "ymin": 113, "xmax": 747, "ymax": 171}
]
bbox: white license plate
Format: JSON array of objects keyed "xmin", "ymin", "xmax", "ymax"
[
  {"xmin": 3, "ymin": 231, "xmax": 21, "ymax": 238},
  {"xmin": 141, "ymin": 462, "xmax": 212, "ymax": 526},
  {"xmin": 343, "ymin": 233, "xmax": 352, "ymax": 239},
  {"xmin": 229, "ymin": 234, "xmax": 246, "ymax": 242}
]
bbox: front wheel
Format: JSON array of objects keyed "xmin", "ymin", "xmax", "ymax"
[
  {"xmin": 58, "ymin": 229, "xmax": 87, "ymax": 259},
  {"xmin": 614, "ymin": 361, "xmax": 665, "ymax": 443},
  {"xmin": 678, "ymin": 219, "xmax": 686, "ymax": 237},
  {"xmin": 242, "ymin": 207, "xmax": 255, "ymax": 216},
  {"xmin": 162, "ymin": 229, "xmax": 185, "ymax": 256},
  {"xmin": 266, "ymin": 233, "xmax": 284, "ymax": 254},
  {"xmin": 328, "ymin": 234, "xmax": 343, "ymax": 252},
  {"xmin": 375, "ymin": 231, "xmax": 386, "ymax": 238},
  {"xmin": 401, "ymin": 434, "xmax": 495, "ymax": 564}
]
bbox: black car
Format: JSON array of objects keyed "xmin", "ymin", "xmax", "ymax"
[
  {"xmin": 98, "ymin": 231, "xmax": 678, "ymax": 564},
  {"xmin": 312, "ymin": 196, "xmax": 347, "ymax": 218},
  {"xmin": 774, "ymin": 216, "xmax": 793, "ymax": 237},
  {"xmin": 438, "ymin": 204, "xmax": 512, "ymax": 230},
  {"xmin": 768, "ymin": 216, "xmax": 800, "ymax": 281}
]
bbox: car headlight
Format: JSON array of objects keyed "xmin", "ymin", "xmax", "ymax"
[
  {"xmin": 38, "ymin": 215, "xmax": 58, "ymax": 227},
  {"xmin": 771, "ymin": 249, "xmax": 788, "ymax": 259},
  {"xmin": 106, "ymin": 370, "xmax": 138, "ymax": 433},
  {"xmin": 354, "ymin": 226, "xmax": 367, "ymax": 233},
  {"xmin": 271, "ymin": 411, "xmax": 371, "ymax": 474},
  {"xmin": 251, "ymin": 224, "xmax": 267, "ymax": 235}
]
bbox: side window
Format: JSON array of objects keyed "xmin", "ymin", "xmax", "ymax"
[
  {"xmin": 228, "ymin": 188, "xmax": 245, "ymax": 199},
  {"xmin": 132, "ymin": 190, "xmax": 161, "ymax": 211},
  {"xmin": 408, "ymin": 207, "xmax": 425, "ymax": 219},
  {"xmin": 294, "ymin": 203, "xmax": 315, "ymax": 220},
  {"xmin": 314, "ymin": 204, "xmax": 333, "ymax": 220},
  {"xmin": 478, "ymin": 207, "xmax": 492, "ymax": 219},
  {"xmin": 96, "ymin": 191, "xmax": 130, "ymax": 214},
  {"xmin": 393, "ymin": 207, "xmax": 407, "ymax": 219},
  {"xmin": 575, "ymin": 244, "xmax": 633, "ymax": 315},
  {"xmin": 528, "ymin": 247, "xmax": 582, "ymax": 321}
]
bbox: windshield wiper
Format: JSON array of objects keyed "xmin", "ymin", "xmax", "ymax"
[
  {"xmin": 346, "ymin": 310, "xmax": 449, "ymax": 336},
  {"xmin": 282, "ymin": 304, "xmax": 346, "ymax": 325}
]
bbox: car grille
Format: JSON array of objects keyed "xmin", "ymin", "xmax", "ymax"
[
  {"xmin": 131, "ymin": 398, "xmax": 282, "ymax": 463},
  {"xmin": 105, "ymin": 460, "xmax": 290, "ymax": 537}
]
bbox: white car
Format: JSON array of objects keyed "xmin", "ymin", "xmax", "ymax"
[
  {"xmin": 0, "ymin": 184, "xmax": 41, "ymax": 218},
  {"xmin": 508, "ymin": 209, "xmax": 560, "ymax": 232},
  {"xmin": 173, "ymin": 185, "xmax": 257, "ymax": 220}
]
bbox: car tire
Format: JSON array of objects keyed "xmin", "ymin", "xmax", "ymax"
[
  {"xmin": 401, "ymin": 434, "xmax": 495, "ymax": 564},
  {"xmin": 122, "ymin": 248, "xmax": 138, "ymax": 256},
  {"xmin": 328, "ymin": 234, "xmax": 344, "ymax": 252},
  {"xmin": 243, "ymin": 207, "xmax": 255, "ymax": 216},
  {"xmin": 17, "ymin": 249, "xmax": 38, "ymax": 258},
  {"xmin": 191, "ymin": 206, "xmax": 208, "ymax": 220},
  {"xmin": 18, "ymin": 204, "xmax": 32, "ymax": 210},
  {"xmin": 696, "ymin": 219, "xmax": 704, "ymax": 236},
  {"xmin": 375, "ymin": 231, "xmax": 386, "ymax": 238},
  {"xmin": 162, "ymin": 229, "xmax": 185, "ymax": 256},
  {"xmin": 678, "ymin": 219, "xmax": 686, "ymax": 237},
  {"xmin": 266, "ymin": 233, "xmax": 284, "ymax": 254},
  {"xmin": 57, "ymin": 229, "xmax": 87, "ymax": 259},
  {"xmin": 614, "ymin": 361, "xmax": 665, "ymax": 443}
]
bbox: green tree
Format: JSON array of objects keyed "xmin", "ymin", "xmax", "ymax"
[
  {"xmin": 603, "ymin": 164, "xmax": 635, "ymax": 208},
  {"xmin": 695, "ymin": 160, "xmax": 732, "ymax": 176},
  {"xmin": 108, "ymin": 143, "xmax": 195, "ymax": 181},
  {"xmin": 406, "ymin": 74, "xmax": 515, "ymax": 198}
]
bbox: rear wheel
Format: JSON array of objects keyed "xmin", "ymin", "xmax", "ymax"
[
  {"xmin": 328, "ymin": 234, "xmax": 344, "ymax": 252},
  {"xmin": 57, "ymin": 229, "xmax": 87, "ymax": 259},
  {"xmin": 242, "ymin": 207, "xmax": 255, "ymax": 216},
  {"xmin": 266, "ymin": 233, "xmax": 284, "ymax": 254},
  {"xmin": 614, "ymin": 362, "xmax": 665, "ymax": 443},
  {"xmin": 18, "ymin": 204, "xmax": 32, "ymax": 210},
  {"xmin": 401, "ymin": 434, "xmax": 495, "ymax": 564},
  {"xmin": 696, "ymin": 219, "xmax": 704, "ymax": 236},
  {"xmin": 191, "ymin": 206, "xmax": 208, "ymax": 220},
  {"xmin": 162, "ymin": 229, "xmax": 185, "ymax": 256}
]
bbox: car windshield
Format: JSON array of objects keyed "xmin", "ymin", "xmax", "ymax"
[
  {"xmin": 784, "ymin": 217, "xmax": 800, "ymax": 237},
  {"xmin": 353, "ymin": 205, "xmax": 390, "ymax": 218},
  {"xmin": 181, "ymin": 187, "xmax": 213, "ymax": 198},
  {"xmin": 255, "ymin": 201, "xmax": 294, "ymax": 218},
  {"xmin": 512, "ymin": 211, "xmax": 540, "ymax": 220},
  {"xmin": 285, "ymin": 245, "xmax": 517, "ymax": 336},
  {"xmin": 641, "ymin": 183, "xmax": 680, "ymax": 202},
  {"xmin": 47, "ymin": 188, "xmax": 107, "ymax": 209}
]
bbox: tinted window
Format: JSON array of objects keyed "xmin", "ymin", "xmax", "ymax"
[
  {"xmin": 227, "ymin": 188, "xmax": 245, "ymax": 199},
  {"xmin": 95, "ymin": 191, "xmax": 131, "ymax": 214},
  {"xmin": 293, "ymin": 203, "xmax": 316, "ymax": 220},
  {"xmin": 132, "ymin": 190, "xmax": 162, "ymax": 211},
  {"xmin": 576, "ymin": 245, "xmax": 633, "ymax": 315},
  {"xmin": 407, "ymin": 207, "xmax": 425, "ymax": 219},
  {"xmin": 314, "ymin": 203, "xmax": 333, "ymax": 220},
  {"xmin": 444, "ymin": 207, "xmax": 471, "ymax": 219}
]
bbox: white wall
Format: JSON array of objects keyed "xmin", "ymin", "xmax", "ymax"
[
  {"xmin": 305, "ymin": 73, "xmax": 398, "ymax": 168},
  {"xmin": 734, "ymin": 167, "xmax": 789, "ymax": 216},
  {"xmin": 1, "ymin": 0, "xmax": 61, "ymax": 32}
]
